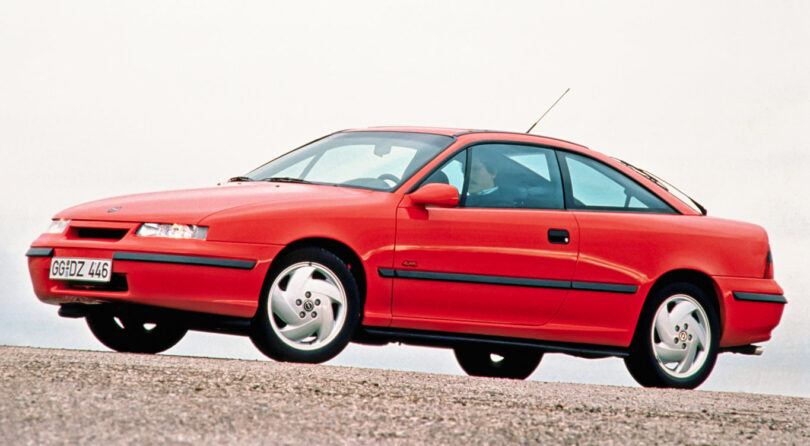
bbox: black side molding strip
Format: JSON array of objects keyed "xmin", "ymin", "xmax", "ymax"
[
  {"xmin": 395, "ymin": 269, "xmax": 571, "ymax": 290},
  {"xmin": 26, "ymin": 247, "xmax": 54, "ymax": 257},
  {"xmin": 113, "ymin": 252, "xmax": 256, "ymax": 270},
  {"xmin": 360, "ymin": 327, "xmax": 629, "ymax": 359},
  {"xmin": 571, "ymin": 281, "xmax": 638, "ymax": 294},
  {"xmin": 733, "ymin": 292, "xmax": 787, "ymax": 304},
  {"xmin": 378, "ymin": 268, "xmax": 637, "ymax": 294}
]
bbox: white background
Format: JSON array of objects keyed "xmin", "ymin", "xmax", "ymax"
[{"xmin": 1, "ymin": 1, "xmax": 807, "ymax": 397}]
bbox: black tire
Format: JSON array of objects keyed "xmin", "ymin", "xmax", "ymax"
[
  {"xmin": 250, "ymin": 247, "xmax": 361, "ymax": 363},
  {"xmin": 454, "ymin": 346, "xmax": 542, "ymax": 380},
  {"xmin": 624, "ymin": 281, "xmax": 720, "ymax": 389},
  {"xmin": 86, "ymin": 308, "xmax": 187, "ymax": 354}
]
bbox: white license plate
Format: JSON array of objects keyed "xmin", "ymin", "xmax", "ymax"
[{"xmin": 49, "ymin": 257, "xmax": 113, "ymax": 283}]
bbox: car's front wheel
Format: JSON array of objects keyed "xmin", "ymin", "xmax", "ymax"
[
  {"xmin": 86, "ymin": 308, "xmax": 187, "ymax": 354},
  {"xmin": 454, "ymin": 346, "xmax": 542, "ymax": 379},
  {"xmin": 624, "ymin": 282, "xmax": 719, "ymax": 389},
  {"xmin": 250, "ymin": 247, "xmax": 361, "ymax": 363}
]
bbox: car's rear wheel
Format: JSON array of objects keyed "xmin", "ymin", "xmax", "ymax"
[
  {"xmin": 250, "ymin": 247, "xmax": 361, "ymax": 363},
  {"xmin": 86, "ymin": 308, "xmax": 187, "ymax": 354},
  {"xmin": 624, "ymin": 281, "xmax": 719, "ymax": 389},
  {"xmin": 454, "ymin": 346, "xmax": 542, "ymax": 379}
]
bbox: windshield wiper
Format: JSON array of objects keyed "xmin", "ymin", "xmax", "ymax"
[
  {"xmin": 228, "ymin": 176, "xmax": 254, "ymax": 182},
  {"xmin": 264, "ymin": 177, "xmax": 312, "ymax": 184}
]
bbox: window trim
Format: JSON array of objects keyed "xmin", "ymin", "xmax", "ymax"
[
  {"xmin": 461, "ymin": 148, "xmax": 471, "ymax": 207},
  {"xmin": 409, "ymin": 139, "xmax": 682, "ymax": 215}
]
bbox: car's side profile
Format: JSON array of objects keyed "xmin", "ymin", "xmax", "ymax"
[{"xmin": 26, "ymin": 127, "xmax": 786, "ymax": 388}]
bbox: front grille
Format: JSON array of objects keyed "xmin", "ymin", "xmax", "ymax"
[
  {"xmin": 65, "ymin": 273, "xmax": 128, "ymax": 292},
  {"xmin": 71, "ymin": 227, "xmax": 129, "ymax": 240}
]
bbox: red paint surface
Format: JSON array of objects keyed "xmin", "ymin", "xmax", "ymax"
[{"xmin": 28, "ymin": 128, "xmax": 785, "ymax": 348}]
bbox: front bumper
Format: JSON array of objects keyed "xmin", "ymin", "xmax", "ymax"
[{"xmin": 27, "ymin": 226, "xmax": 283, "ymax": 318}]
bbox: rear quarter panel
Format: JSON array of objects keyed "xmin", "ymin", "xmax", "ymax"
[
  {"xmin": 573, "ymin": 213, "xmax": 770, "ymax": 282},
  {"xmin": 544, "ymin": 212, "xmax": 772, "ymax": 346}
]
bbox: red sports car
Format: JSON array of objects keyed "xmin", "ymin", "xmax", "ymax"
[{"xmin": 27, "ymin": 127, "xmax": 786, "ymax": 388}]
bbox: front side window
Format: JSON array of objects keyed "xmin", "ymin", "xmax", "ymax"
[
  {"xmin": 422, "ymin": 151, "xmax": 466, "ymax": 193},
  {"xmin": 247, "ymin": 132, "xmax": 453, "ymax": 191},
  {"xmin": 560, "ymin": 152, "xmax": 675, "ymax": 213},
  {"xmin": 420, "ymin": 144, "xmax": 565, "ymax": 210},
  {"xmin": 465, "ymin": 144, "xmax": 564, "ymax": 209}
]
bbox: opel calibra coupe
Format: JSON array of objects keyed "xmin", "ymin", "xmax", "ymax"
[{"xmin": 27, "ymin": 127, "xmax": 786, "ymax": 388}]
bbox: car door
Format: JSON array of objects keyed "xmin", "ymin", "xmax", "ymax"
[{"xmin": 390, "ymin": 143, "xmax": 579, "ymax": 328}]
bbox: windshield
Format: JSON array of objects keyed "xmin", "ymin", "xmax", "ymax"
[
  {"xmin": 245, "ymin": 131, "xmax": 454, "ymax": 191},
  {"xmin": 615, "ymin": 158, "xmax": 707, "ymax": 215}
]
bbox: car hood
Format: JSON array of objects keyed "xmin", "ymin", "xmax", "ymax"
[{"xmin": 55, "ymin": 182, "xmax": 379, "ymax": 224}]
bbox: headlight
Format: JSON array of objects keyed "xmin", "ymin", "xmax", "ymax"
[
  {"xmin": 136, "ymin": 223, "xmax": 209, "ymax": 240},
  {"xmin": 46, "ymin": 219, "xmax": 70, "ymax": 234}
]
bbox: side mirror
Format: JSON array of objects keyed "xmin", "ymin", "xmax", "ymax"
[{"xmin": 409, "ymin": 183, "xmax": 459, "ymax": 208}]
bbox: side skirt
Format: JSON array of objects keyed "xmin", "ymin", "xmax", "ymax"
[
  {"xmin": 356, "ymin": 327, "xmax": 629, "ymax": 359},
  {"xmin": 58, "ymin": 303, "xmax": 629, "ymax": 359}
]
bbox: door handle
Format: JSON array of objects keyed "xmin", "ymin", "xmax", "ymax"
[{"xmin": 548, "ymin": 229, "xmax": 570, "ymax": 244}]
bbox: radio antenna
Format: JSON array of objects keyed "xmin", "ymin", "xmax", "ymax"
[{"xmin": 526, "ymin": 88, "xmax": 570, "ymax": 134}]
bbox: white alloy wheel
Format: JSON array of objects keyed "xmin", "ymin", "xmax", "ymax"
[
  {"xmin": 650, "ymin": 294, "xmax": 711, "ymax": 379},
  {"xmin": 267, "ymin": 261, "xmax": 347, "ymax": 351}
]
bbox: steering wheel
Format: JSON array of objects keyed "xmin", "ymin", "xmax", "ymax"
[{"xmin": 377, "ymin": 173, "xmax": 401, "ymax": 187}]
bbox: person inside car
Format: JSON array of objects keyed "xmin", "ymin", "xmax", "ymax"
[{"xmin": 466, "ymin": 157, "xmax": 512, "ymax": 208}]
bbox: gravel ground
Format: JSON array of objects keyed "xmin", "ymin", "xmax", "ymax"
[{"xmin": 0, "ymin": 346, "xmax": 807, "ymax": 445}]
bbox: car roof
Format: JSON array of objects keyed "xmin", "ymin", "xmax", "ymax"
[{"xmin": 343, "ymin": 126, "xmax": 590, "ymax": 152}]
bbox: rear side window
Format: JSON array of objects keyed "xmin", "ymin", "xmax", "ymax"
[{"xmin": 560, "ymin": 152, "xmax": 675, "ymax": 213}]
